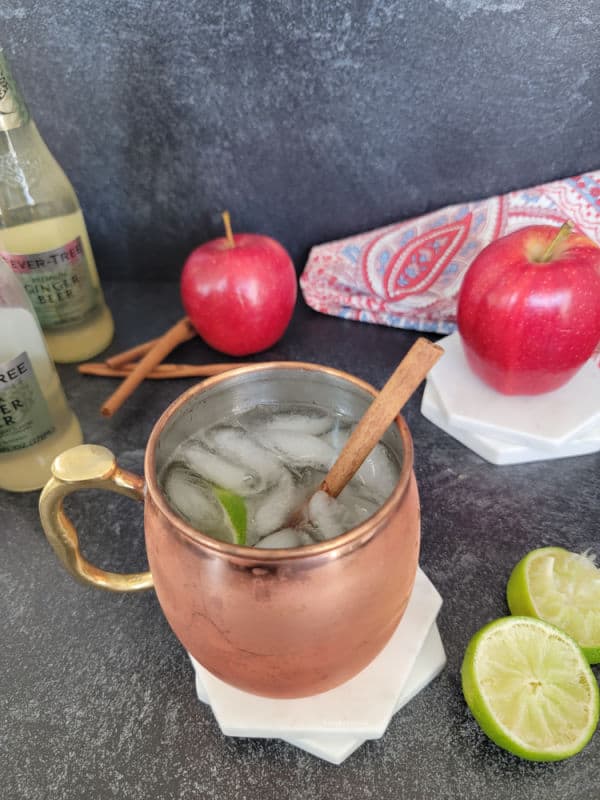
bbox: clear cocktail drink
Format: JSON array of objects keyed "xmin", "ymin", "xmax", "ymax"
[{"xmin": 160, "ymin": 402, "xmax": 401, "ymax": 548}]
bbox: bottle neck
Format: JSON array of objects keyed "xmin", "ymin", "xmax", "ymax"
[{"xmin": 0, "ymin": 50, "xmax": 30, "ymax": 132}]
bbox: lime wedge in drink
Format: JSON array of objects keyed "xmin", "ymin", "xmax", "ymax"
[
  {"xmin": 461, "ymin": 616, "xmax": 599, "ymax": 761},
  {"xmin": 213, "ymin": 487, "xmax": 247, "ymax": 545},
  {"xmin": 507, "ymin": 547, "xmax": 600, "ymax": 664}
]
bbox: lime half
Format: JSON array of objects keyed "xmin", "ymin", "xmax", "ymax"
[
  {"xmin": 461, "ymin": 616, "xmax": 599, "ymax": 761},
  {"xmin": 507, "ymin": 547, "xmax": 600, "ymax": 664},
  {"xmin": 213, "ymin": 487, "xmax": 247, "ymax": 545}
]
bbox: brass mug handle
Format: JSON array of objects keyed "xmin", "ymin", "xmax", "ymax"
[{"xmin": 39, "ymin": 444, "xmax": 154, "ymax": 592}]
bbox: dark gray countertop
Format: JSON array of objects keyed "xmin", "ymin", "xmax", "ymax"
[{"xmin": 2, "ymin": 281, "xmax": 599, "ymax": 800}]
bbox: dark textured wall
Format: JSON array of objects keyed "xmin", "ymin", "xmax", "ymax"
[{"xmin": 3, "ymin": 1, "xmax": 599, "ymax": 280}]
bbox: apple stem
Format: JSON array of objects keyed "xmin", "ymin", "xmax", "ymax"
[
  {"xmin": 539, "ymin": 220, "xmax": 574, "ymax": 262},
  {"xmin": 222, "ymin": 210, "xmax": 235, "ymax": 248}
]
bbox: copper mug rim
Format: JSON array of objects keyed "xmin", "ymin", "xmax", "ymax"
[{"xmin": 144, "ymin": 360, "xmax": 415, "ymax": 562}]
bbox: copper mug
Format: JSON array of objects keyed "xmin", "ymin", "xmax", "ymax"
[{"xmin": 39, "ymin": 362, "xmax": 420, "ymax": 698}]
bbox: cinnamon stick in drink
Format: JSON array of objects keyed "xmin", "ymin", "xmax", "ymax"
[{"xmin": 321, "ymin": 338, "xmax": 444, "ymax": 498}]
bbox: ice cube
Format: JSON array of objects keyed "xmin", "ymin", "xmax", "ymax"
[
  {"xmin": 255, "ymin": 411, "xmax": 334, "ymax": 436},
  {"xmin": 325, "ymin": 416, "xmax": 400, "ymax": 498},
  {"xmin": 324, "ymin": 425, "xmax": 349, "ymax": 451},
  {"xmin": 255, "ymin": 528, "xmax": 306, "ymax": 549},
  {"xmin": 307, "ymin": 490, "xmax": 354, "ymax": 541},
  {"xmin": 173, "ymin": 439, "xmax": 263, "ymax": 496},
  {"xmin": 207, "ymin": 427, "xmax": 282, "ymax": 486},
  {"xmin": 354, "ymin": 443, "xmax": 398, "ymax": 502},
  {"xmin": 297, "ymin": 528, "xmax": 319, "ymax": 546},
  {"xmin": 162, "ymin": 465, "xmax": 225, "ymax": 537},
  {"xmin": 260, "ymin": 430, "xmax": 336, "ymax": 470},
  {"xmin": 337, "ymin": 485, "xmax": 380, "ymax": 525},
  {"xmin": 245, "ymin": 469, "xmax": 300, "ymax": 544},
  {"xmin": 325, "ymin": 427, "xmax": 398, "ymax": 504}
]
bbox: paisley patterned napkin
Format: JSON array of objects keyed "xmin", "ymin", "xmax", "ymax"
[{"xmin": 300, "ymin": 171, "xmax": 600, "ymax": 334}]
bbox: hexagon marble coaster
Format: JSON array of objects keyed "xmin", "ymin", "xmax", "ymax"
[
  {"xmin": 422, "ymin": 332, "xmax": 600, "ymax": 463},
  {"xmin": 422, "ymin": 381, "xmax": 600, "ymax": 466},
  {"xmin": 189, "ymin": 568, "xmax": 445, "ymax": 764}
]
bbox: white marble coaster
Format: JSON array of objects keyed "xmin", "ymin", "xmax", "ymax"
[
  {"xmin": 428, "ymin": 332, "xmax": 600, "ymax": 449},
  {"xmin": 422, "ymin": 380, "xmax": 600, "ymax": 465},
  {"xmin": 190, "ymin": 568, "xmax": 445, "ymax": 763},
  {"xmin": 274, "ymin": 624, "xmax": 446, "ymax": 764}
]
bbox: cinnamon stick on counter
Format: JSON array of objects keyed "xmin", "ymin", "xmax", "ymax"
[
  {"xmin": 105, "ymin": 326, "xmax": 196, "ymax": 368},
  {"xmin": 80, "ymin": 362, "xmax": 248, "ymax": 380},
  {"xmin": 105, "ymin": 338, "xmax": 159, "ymax": 368},
  {"xmin": 100, "ymin": 317, "xmax": 196, "ymax": 417}
]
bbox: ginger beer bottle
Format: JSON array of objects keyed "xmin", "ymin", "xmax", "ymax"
[
  {"xmin": 0, "ymin": 49, "xmax": 114, "ymax": 363},
  {"xmin": 0, "ymin": 258, "xmax": 82, "ymax": 491}
]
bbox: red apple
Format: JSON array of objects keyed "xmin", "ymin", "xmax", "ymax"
[
  {"xmin": 180, "ymin": 232, "xmax": 297, "ymax": 356},
  {"xmin": 457, "ymin": 224, "xmax": 600, "ymax": 395}
]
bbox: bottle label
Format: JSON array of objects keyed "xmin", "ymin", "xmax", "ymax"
[
  {"xmin": 0, "ymin": 237, "xmax": 97, "ymax": 328},
  {"xmin": 0, "ymin": 54, "xmax": 29, "ymax": 131},
  {"xmin": 0, "ymin": 351, "xmax": 55, "ymax": 453}
]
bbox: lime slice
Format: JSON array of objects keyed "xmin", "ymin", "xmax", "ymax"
[
  {"xmin": 213, "ymin": 487, "xmax": 247, "ymax": 545},
  {"xmin": 461, "ymin": 616, "xmax": 599, "ymax": 761},
  {"xmin": 507, "ymin": 547, "xmax": 600, "ymax": 664}
]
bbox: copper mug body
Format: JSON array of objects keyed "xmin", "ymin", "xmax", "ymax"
[{"xmin": 39, "ymin": 363, "xmax": 421, "ymax": 698}]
